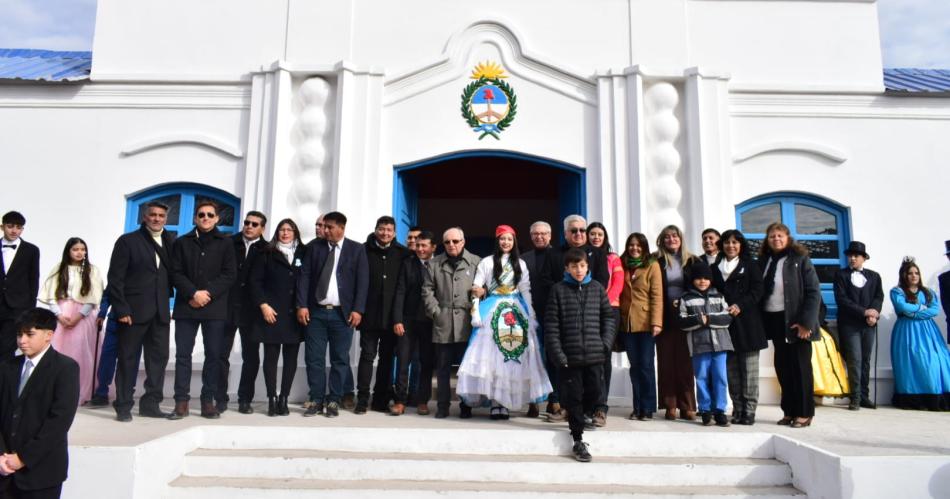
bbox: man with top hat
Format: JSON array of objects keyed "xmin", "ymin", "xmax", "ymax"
[
  {"xmin": 939, "ymin": 240, "xmax": 950, "ymax": 343},
  {"xmin": 833, "ymin": 241, "xmax": 884, "ymax": 410}
]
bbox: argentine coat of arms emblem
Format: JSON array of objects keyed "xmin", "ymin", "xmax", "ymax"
[
  {"xmin": 491, "ymin": 301, "xmax": 528, "ymax": 362},
  {"xmin": 461, "ymin": 61, "xmax": 517, "ymax": 140}
]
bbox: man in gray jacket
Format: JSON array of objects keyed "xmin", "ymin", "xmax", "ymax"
[{"xmin": 421, "ymin": 227, "xmax": 481, "ymax": 419}]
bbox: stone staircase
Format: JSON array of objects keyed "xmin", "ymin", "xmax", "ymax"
[{"xmin": 164, "ymin": 426, "xmax": 804, "ymax": 498}]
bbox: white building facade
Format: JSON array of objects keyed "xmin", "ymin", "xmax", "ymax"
[{"xmin": 1, "ymin": 0, "xmax": 948, "ymax": 403}]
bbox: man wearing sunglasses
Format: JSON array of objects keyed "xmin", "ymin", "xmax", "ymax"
[
  {"xmin": 168, "ymin": 201, "xmax": 237, "ymax": 420},
  {"xmin": 421, "ymin": 227, "xmax": 481, "ymax": 419},
  {"xmin": 218, "ymin": 211, "xmax": 268, "ymax": 414}
]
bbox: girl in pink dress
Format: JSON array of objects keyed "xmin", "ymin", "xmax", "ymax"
[{"xmin": 39, "ymin": 237, "xmax": 104, "ymax": 405}]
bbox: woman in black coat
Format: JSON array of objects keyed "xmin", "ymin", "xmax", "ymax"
[
  {"xmin": 711, "ymin": 230, "xmax": 768, "ymax": 425},
  {"xmin": 248, "ymin": 219, "xmax": 305, "ymax": 416},
  {"xmin": 758, "ymin": 222, "xmax": 821, "ymax": 428}
]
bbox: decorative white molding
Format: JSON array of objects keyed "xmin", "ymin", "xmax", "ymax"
[
  {"xmin": 0, "ymin": 83, "xmax": 250, "ymax": 110},
  {"xmin": 733, "ymin": 141, "xmax": 849, "ymax": 164},
  {"xmin": 383, "ymin": 19, "xmax": 597, "ymax": 107},
  {"xmin": 730, "ymin": 92, "xmax": 950, "ymax": 120},
  {"xmin": 120, "ymin": 133, "xmax": 244, "ymax": 158}
]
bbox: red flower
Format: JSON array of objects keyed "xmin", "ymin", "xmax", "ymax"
[{"xmin": 503, "ymin": 311, "xmax": 516, "ymax": 327}]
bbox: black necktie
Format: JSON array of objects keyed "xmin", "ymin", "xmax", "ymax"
[
  {"xmin": 2, "ymin": 244, "xmax": 15, "ymax": 249},
  {"xmin": 315, "ymin": 243, "xmax": 337, "ymax": 302}
]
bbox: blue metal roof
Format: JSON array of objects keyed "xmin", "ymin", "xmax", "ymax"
[
  {"xmin": 884, "ymin": 68, "xmax": 950, "ymax": 95},
  {"xmin": 0, "ymin": 49, "xmax": 91, "ymax": 82}
]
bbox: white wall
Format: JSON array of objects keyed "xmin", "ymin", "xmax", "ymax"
[
  {"xmin": 91, "ymin": 0, "xmax": 885, "ymax": 91},
  {"xmin": 0, "ymin": 83, "xmax": 249, "ymax": 282},
  {"xmin": 730, "ymin": 92, "xmax": 950, "ymax": 374}
]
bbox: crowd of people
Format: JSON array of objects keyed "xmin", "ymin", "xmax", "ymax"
[{"xmin": 1, "ymin": 206, "xmax": 949, "ymax": 465}]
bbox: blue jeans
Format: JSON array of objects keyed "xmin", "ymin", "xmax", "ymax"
[
  {"xmin": 692, "ymin": 351, "xmax": 728, "ymax": 413},
  {"xmin": 95, "ymin": 317, "xmax": 140, "ymax": 398},
  {"xmin": 622, "ymin": 332, "xmax": 657, "ymax": 414},
  {"xmin": 174, "ymin": 319, "xmax": 227, "ymax": 403},
  {"xmin": 304, "ymin": 307, "xmax": 354, "ymax": 404}
]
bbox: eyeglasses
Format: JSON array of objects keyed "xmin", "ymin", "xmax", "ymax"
[
  {"xmin": 197, "ymin": 212, "xmax": 216, "ymax": 219},
  {"xmin": 243, "ymin": 220, "xmax": 260, "ymax": 228},
  {"xmin": 569, "ymin": 228, "xmax": 586, "ymax": 234},
  {"xmin": 443, "ymin": 239, "xmax": 462, "ymax": 245}
]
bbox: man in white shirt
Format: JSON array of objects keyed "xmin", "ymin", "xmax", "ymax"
[{"xmin": 296, "ymin": 212, "xmax": 369, "ymax": 418}]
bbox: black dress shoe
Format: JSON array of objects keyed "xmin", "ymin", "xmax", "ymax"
[
  {"xmin": 139, "ymin": 406, "xmax": 171, "ymax": 418},
  {"xmin": 459, "ymin": 404, "xmax": 472, "ymax": 419},
  {"xmin": 116, "ymin": 412, "xmax": 133, "ymax": 422},
  {"xmin": 740, "ymin": 414, "xmax": 756, "ymax": 425},
  {"xmin": 860, "ymin": 400, "xmax": 877, "ymax": 409},
  {"xmin": 848, "ymin": 399, "xmax": 860, "ymax": 411},
  {"xmin": 267, "ymin": 397, "xmax": 277, "ymax": 417},
  {"xmin": 88, "ymin": 395, "xmax": 110, "ymax": 408},
  {"xmin": 216, "ymin": 400, "xmax": 228, "ymax": 413},
  {"xmin": 354, "ymin": 401, "xmax": 368, "ymax": 415},
  {"xmin": 434, "ymin": 407, "xmax": 449, "ymax": 419},
  {"xmin": 277, "ymin": 395, "xmax": 289, "ymax": 416},
  {"xmin": 239, "ymin": 402, "xmax": 254, "ymax": 414}
]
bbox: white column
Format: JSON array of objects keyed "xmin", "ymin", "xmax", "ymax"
[
  {"xmin": 623, "ymin": 68, "xmax": 648, "ymax": 234},
  {"xmin": 330, "ymin": 63, "xmax": 386, "ymax": 233},
  {"xmin": 683, "ymin": 68, "xmax": 733, "ymax": 238},
  {"xmin": 595, "ymin": 70, "xmax": 629, "ymax": 234}
]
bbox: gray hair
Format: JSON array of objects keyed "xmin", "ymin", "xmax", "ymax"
[
  {"xmin": 562, "ymin": 214, "xmax": 587, "ymax": 233},
  {"xmin": 529, "ymin": 221, "xmax": 551, "ymax": 233},
  {"xmin": 443, "ymin": 227, "xmax": 465, "ymax": 241}
]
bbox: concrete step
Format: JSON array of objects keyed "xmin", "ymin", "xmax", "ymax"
[
  {"xmin": 198, "ymin": 426, "xmax": 776, "ymax": 459},
  {"xmin": 169, "ymin": 476, "xmax": 806, "ymax": 498},
  {"xmin": 182, "ymin": 448, "xmax": 792, "ymax": 488}
]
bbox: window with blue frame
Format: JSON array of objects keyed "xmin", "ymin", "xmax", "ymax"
[
  {"xmin": 125, "ymin": 183, "xmax": 241, "ymax": 237},
  {"xmin": 736, "ymin": 193, "xmax": 851, "ymax": 319}
]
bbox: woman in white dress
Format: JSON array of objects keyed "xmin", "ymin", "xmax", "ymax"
[{"xmin": 457, "ymin": 225, "xmax": 552, "ymax": 419}]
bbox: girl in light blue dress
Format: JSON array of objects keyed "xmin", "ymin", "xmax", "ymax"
[{"xmin": 890, "ymin": 257, "xmax": 950, "ymax": 410}]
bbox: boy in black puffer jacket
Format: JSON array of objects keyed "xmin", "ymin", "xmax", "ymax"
[
  {"xmin": 544, "ymin": 248, "xmax": 616, "ymax": 462},
  {"xmin": 678, "ymin": 261, "xmax": 734, "ymax": 426}
]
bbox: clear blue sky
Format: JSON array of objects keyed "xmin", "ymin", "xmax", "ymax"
[{"xmin": 1, "ymin": 0, "xmax": 948, "ymax": 68}]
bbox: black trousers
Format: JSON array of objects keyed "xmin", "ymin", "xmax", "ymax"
[
  {"xmin": 394, "ymin": 320, "xmax": 434, "ymax": 404},
  {"xmin": 263, "ymin": 343, "xmax": 300, "ymax": 397},
  {"xmin": 114, "ymin": 316, "xmax": 169, "ymax": 414},
  {"xmin": 2, "ymin": 480, "xmax": 62, "ymax": 499},
  {"xmin": 435, "ymin": 342, "xmax": 468, "ymax": 409},
  {"xmin": 560, "ymin": 363, "xmax": 604, "ymax": 442},
  {"xmin": 219, "ymin": 323, "xmax": 261, "ymax": 404},
  {"xmin": 841, "ymin": 324, "xmax": 876, "ymax": 403},
  {"xmin": 763, "ymin": 311, "xmax": 814, "ymax": 418},
  {"xmin": 0, "ymin": 303, "xmax": 26, "ymax": 361},
  {"xmin": 357, "ymin": 328, "xmax": 395, "ymax": 406}
]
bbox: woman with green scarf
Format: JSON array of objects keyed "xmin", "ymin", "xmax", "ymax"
[{"xmin": 617, "ymin": 232, "xmax": 664, "ymax": 420}]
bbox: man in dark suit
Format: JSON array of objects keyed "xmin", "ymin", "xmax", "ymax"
[
  {"xmin": 0, "ymin": 211, "xmax": 40, "ymax": 362},
  {"xmin": 833, "ymin": 241, "xmax": 884, "ymax": 410},
  {"xmin": 217, "ymin": 210, "xmax": 268, "ymax": 414},
  {"xmin": 169, "ymin": 201, "xmax": 237, "ymax": 420},
  {"xmin": 355, "ymin": 216, "xmax": 410, "ymax": 414},
  {"xmin": 0, "ymin": 308, "xmax": 79, "ymax": 499},
  {"xmin": 939, "ymin": 240, "xmax": 950, "ymax": 343},
  {"xmin": 522, "ymin": 221, "xmax": 556, "ymax": 416},
  {"xmin": 296, "ymin": 211, "xmax": 368, "ymax": 418},
  {"xmin": 107, "ymin": 201, "xmax": 177, "ymax": 422},
  {"xmin": 391, "ymin": 230, "xmax": 436, "ymax": 415}
]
